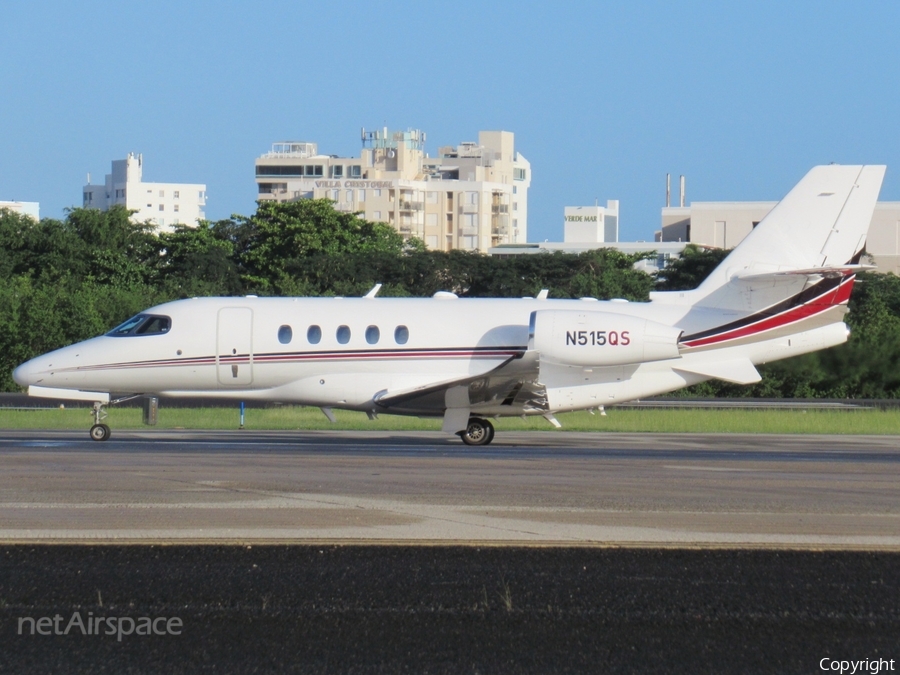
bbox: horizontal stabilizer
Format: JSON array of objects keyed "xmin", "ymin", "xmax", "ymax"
[
  {"xmin": 674, "ymin": 359, "xmax": 761, "ymax": 385},
  {"xmin": 28, "ymin": 385, "xmax": 110, "ymax": 403}
]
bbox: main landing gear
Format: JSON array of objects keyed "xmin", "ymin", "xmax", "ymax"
[{"xmin": 458, "ymin": 417, "xmax": 495, "ymax": 446}]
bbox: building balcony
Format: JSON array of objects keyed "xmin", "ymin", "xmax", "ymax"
[
  {"xmin": 399, "ymin": 201, "xmax": 424, "ymax": 211},
  {"xmin": 461, "ymin": 226, "xmax": 478, "ymax": 236},
  {"xmin": 459, "ymin": 203, "xmax": 479, "ymax": 214}
]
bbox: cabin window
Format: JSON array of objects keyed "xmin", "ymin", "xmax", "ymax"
[
  {"xmin": 336, "ymin": 325, "xmax": 351, "ymax": 344},
  {"xmin": 307, "ymin": 325, "xmax": 322, "ymax": 344},
  {"xmin": 394, "ymin": 325, "xmax": 409, "ymax": 344},
  {"xmin": 107, "ymin": 314, "xmax": 171, "ymax": 337},
  {"xmin": 277, "ymin": 325, "xmax": 292, "ymax": 344},
  {"xmin": 365, "ymin": 325, "xmax": 380, "ymax": 344}
]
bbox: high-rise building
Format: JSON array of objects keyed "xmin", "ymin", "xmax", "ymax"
[
  {"xmin": 83, "ymin": 153, "xmax": 206, "ymax": 232},
  {"xmin": 254, "ymin": 128, "xmax": 530, "ymax": 252}
]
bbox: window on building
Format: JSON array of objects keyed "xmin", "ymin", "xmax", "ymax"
[
  {"xmin": 348, "ymin": 165, "xmax": 362, "ymax": 178},
  {"xmin": 468, "ymin": 192, "xmax": 478, "ymax": 204},
  {"xmin": 174, "ymin": 191, "xmax": 180, "ymax": 199},
  {"xmin": 513, "ymin": 186, "xmax": 517, "ymax": 195},
  {"xmin": 514, "ymin": 168, "xmax": 527, "ymax": 181},
  {"xmin": 331, "ymin": 165, "xmax": 343, "ymax": 178},
  {"xmin": 307, "ymin": 325, "xmax": 322, "ymax": 344},
  {"xmin": 278, "ymin": 325, "xmax": 293, "ymax": 344},
  {"xmin": 336, "ymin": 325, "xmax": 351, "ymax": 344},
  {"xmin": 394, "ymin": 325, "xmax": 409, "ymax": 344},
  {"xmin": 365, "ymin": 326, "xmax": 380, "ymax": 345},
  {"xmin": 174, "ymin": 205, "xmax": 180, "ymax": 212},
  {"xmin": 346, "ymin": 190, "xmax": 353, "ymax": 202},
  {"xmin": 358, "ymin": 190, "xmax": 365, "ymax": 202},
  {"xmin": 159, "ymin": 190, "xmax": 165, "ymax": 197},
  {"xmin": 373, "ymin": 211, "xmax": 382, "ymax": 220},
  {"xmin": 159, "ymin": 204, "xmax": 164, "ymax": 211},
  {"xmin": 83, "ymin": 192, "xmax": 91, "ymax": 203},
  {"xmin": 332, "ymin": 190, "xmax": 339, "ymax": 200},
  {"xmin": 426, "ymin": 191, "xmax": 438, "ymax": 204},
  {"xmin": 426, "ymin": 213, "xmax": 437, "ymax": 227},
  {"xmin": 374, "ymin": 189, "xmax": 381, "ymax": 197},
  {"xmin": 513, "ymin": 202, "xmax": 518, "ymax": 211},
  {"xmin": 462, "ymin": 236, "xmax": 478, "ymax": 249},
  {"xmin": 463, "ymin": 214, "xmax": 476, "ymax": 228}
]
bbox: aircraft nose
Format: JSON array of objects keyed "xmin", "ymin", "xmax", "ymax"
[{"xmin": 13, "ymin": 359, "xmax": 39, "ymax": 387}]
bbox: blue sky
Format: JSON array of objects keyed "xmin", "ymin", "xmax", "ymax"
[{"xmin": 2, "ymin": 0, "xmax": 899, "ymax": 243}]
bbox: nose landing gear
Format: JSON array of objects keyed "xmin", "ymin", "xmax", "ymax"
[
  {"xmin": 90, "ymin": 401, "xmax": 111, "ymax": 441},
  {"xmin": 86, "ymin": 394, "xmax": 141, "ymax": 441}
]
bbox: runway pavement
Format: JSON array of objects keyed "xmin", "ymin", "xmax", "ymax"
[{"xmin": 1, "ymin": 429, "xmax": 898, "ymax": 547}]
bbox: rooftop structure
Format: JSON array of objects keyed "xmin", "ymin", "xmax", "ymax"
[{"xmin": 0, "ymin": 200, "xmax": 40, "ymax": 221}]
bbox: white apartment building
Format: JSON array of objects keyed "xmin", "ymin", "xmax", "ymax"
[
  {"xmin": 83, "ymin": 153, "xmax": 207, "ymax": 232},
  {"xmin": 0, "ymin": 200, "xmax": 40, "ymax": 221},
  {"xmin": 254, "ymin": 128, "xmax": 531, "ymax": 252},
  {"xmin": 658, "ymin": 201, "xmax": 900, "ymax": 274}
]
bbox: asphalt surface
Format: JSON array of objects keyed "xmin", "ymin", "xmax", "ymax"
[
  {"xmin": 1, "ymin": 429, "xmax": 899, "ymax": 672},
  {"xmin": 3, "ymin": 545, "xmax": 899, "ymax": 674},
  {"xmin": 1, "ymin": 429, "xmax": 898, "ymax": 546}
]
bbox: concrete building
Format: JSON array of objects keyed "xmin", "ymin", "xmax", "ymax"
[
  {"xmin": 254, "ymin": 128, "xmax": 531, "ymax": 252},
  {"xmin": 658, "ymin": 201, "xmax": 900, "ymax": 274},
  {"xmin": 0, "ymin": 200, "xmax": 39, "ymax": 221},
  {"xmin": 83, "ymin": 153, "xmax": 207, "ymax": 232},
  {"xmin": 563, "ymin": 201, "xmax": 619, "ymax": 243},
  {"xmin": 489, "ymin": 199, "xmax": 685, "ymax": 275}
]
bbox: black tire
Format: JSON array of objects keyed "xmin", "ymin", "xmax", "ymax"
[
  {"xmin": 90, "ymin": 424, "xmax": 111, "ymax": 442},
  {"xmin": 459, "ymin": 418, "xmax": 494, "ymax": 446}
]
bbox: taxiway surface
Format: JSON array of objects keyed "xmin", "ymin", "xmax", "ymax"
[{"xmin": 1, "ymin": 429, "xmax": 898, "ymax": 547}]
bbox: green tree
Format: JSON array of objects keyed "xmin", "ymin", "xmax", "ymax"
[
  {"xmin": 239, "ymin": 200, "xmax": 406, "ymax": 293},
  {"xmin": 655, "ymin": 244, "xmax": 730, "ymax": 291}
]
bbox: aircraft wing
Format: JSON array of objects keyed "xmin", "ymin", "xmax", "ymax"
[{"xmin": 373, "ymin": 351, "xmax": 542, "ymax": 416}]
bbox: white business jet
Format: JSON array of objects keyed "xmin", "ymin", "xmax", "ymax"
[{"xmin": 13, "ymin": 165, "xmax": 885, "ymax": 445}]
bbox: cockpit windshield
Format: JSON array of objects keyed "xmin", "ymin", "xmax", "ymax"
[{"xmin": 107, "ymin": 314, "xmax": 171, "ymax": 337}]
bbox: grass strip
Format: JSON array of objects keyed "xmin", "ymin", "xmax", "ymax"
[{"xmin": 1, "ymin": 406, "xmax": 899, "ymax": 434}]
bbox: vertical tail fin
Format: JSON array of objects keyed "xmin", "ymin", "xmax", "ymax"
[{"xmin": 653, "ymin": 164, "xmax": 886, "ymax": 311}]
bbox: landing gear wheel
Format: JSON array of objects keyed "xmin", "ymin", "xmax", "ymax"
[
  {"xmin": 459, "ymin": 418, "xmax": 495, "ymax": 446},
  {"xmin": 90, "ymin": 424, "xmax": 111, "ymax": 442}
]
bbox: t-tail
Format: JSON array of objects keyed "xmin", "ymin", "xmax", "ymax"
[{"xmin": 652, "ymin": 164, "xmax": 885, "ymax": 347}]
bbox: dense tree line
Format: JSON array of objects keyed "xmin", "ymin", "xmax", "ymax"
[{"xmin": 1, "ymin": 203, "xmax": 899, "ymax": 396}]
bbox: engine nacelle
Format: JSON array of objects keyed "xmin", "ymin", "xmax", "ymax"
[{"xmin": 530, "ymin": 310, "xmax": 682, "ymax": 367}]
